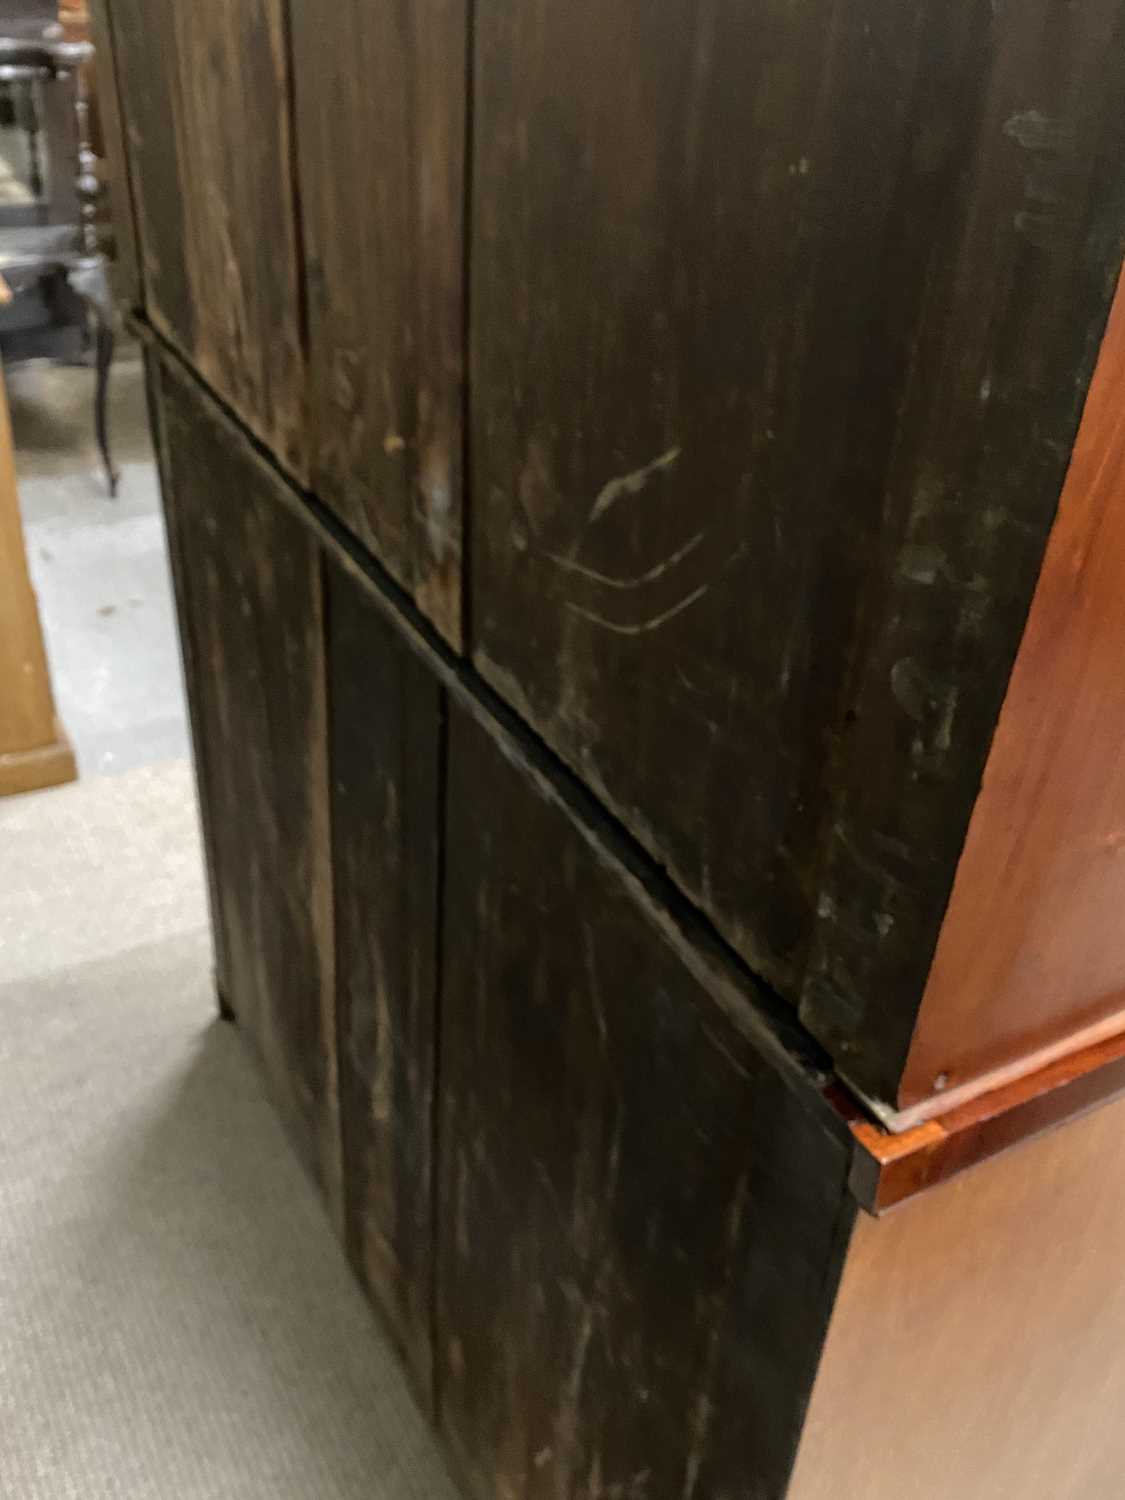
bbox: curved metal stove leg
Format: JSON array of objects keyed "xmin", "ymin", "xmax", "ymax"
[
  {"xmin": 67, "ymin": 256, "xmax": 118, "ymax": 497},
  {"xmin": 94, "ymin": 315, "xmax": 117, "ymax": 497}
]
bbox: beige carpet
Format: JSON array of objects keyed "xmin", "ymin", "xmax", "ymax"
[{"xmin": 0, "ymin": 761, "xmax": 459, "ymax": 1498}]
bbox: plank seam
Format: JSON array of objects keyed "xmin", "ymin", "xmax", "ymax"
[{"xmin": 137, "ymin": 312, "xmax": 856, "ymax": 1134}]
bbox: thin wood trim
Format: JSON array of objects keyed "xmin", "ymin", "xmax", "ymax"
[
  {"xmin": 854, "ymin": 1000, "xmax": 1125, "ymax": 1133},
  {"xmin": 845, "ymin": 1021, "xmax": 1125, "ymax": 1213}
]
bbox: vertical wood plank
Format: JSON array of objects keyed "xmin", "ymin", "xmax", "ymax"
[
  {"xmin": 438, "ymin": 700, "xmax": 855, "ymax": 1500},
  {"xmin": 142, "ymin": 348, "xmax": 229, "ymax": 999},
  {"xmin": 469, "ymin": 0, "xmax": 1125, "ymax": 1102},
  {"xmin": 155, "ymin": 360, "xmax": 338, "ymax": 1215},
  {"xmin": 327, "ymin": 557, "xmax": 444, "ymax": 1397},
  {"xmin": 109, "ymin": 0, "xmax": 307, "ymax": 478},
  {"xmin": 290, "ymin": 0, "xmax": 466, "ymax": 645}
]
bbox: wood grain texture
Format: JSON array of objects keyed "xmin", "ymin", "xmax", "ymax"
[
  {"xmin": 896, "ymin": 264, "xmax": 1125, "ymax": 1108},
  {"xmin": 437, "ymin": 700, "xmax": 856, "ymax": 1500},
  {"xmin": 155, "ymin": 359, "xmax": 338, "ymax": 1216},
  {"xmin": 327, "ymin": 558, "xmax": 444, "ymax": 1398},
  {"xmin": 109, "ymin": 0, "xmax": 306, "ymax": 477},
  {"xmin": 469, "ymin": 0, "xmax": 1125, "ymax": 1103},
  {"xmin": 290, "ymin": 0, "xmax": 466, "ymax": 646},
  {"xmin": 791, "ymin": 1087, "xmax": 1125, "ymax": 1500},
  {"xmin": 142, "ymin": 348, "xmax": 229, "ymax": 998}
]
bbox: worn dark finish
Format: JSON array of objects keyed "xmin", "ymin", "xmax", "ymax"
[
  {"xmin": 142, "ymin": 349, "xmax": 229, "ymax": 999},
  {"xmin": 143, "ymin": 309, "xmax": 1125, "ymax": 1499},
  {"xmin": 437, "ymin": 700, "xmax": 856, "ymax": 1500},
  {"xmin": 469, "ymin": 0, "xmax": 1125, "ymax": 1103},
  {"xmin": 109, "ymin": 0, "xmax": 1125, "ymax": 1485},
  {"xmin": 155, "ymin": 358, "xmax": 338, "ymax": 1216},
  {"xmin": 290, "ymin": 0, "xmax": 466, "ymax": 647},
  {"xmin": 327, "ymin": 559, "xmax": 444, "ymax": 1397},
  {"xmin": 108, "ymin": 0, "xmax": 306, "ymax": 477},
  {"xmin": 154, "ymin": 343, "xmax": 448, "ymax": 1402}
]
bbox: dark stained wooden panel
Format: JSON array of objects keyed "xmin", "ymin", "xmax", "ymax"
[
  {"xmin": 142, "ymin": 349, "xmax": 230, "ymax": 1001},
  {"xmin": 895, "ymin": 265, "xmax": 1125, "ymax": 1112},
  {"xmin": 155, "ymin": 358, "xmax": 339, "ymax": 1218},
  {"xmin": 469, "ymin": 0, "xmax": 1125, "ymax": 1103},
  {"xmin": 109, "ymin": 0, "xmax": 307, "ymax": 477},
  {"xmin": 327, "ymin": 558, "xmax": 444, "ymax": 1397},
  {"xmin": 290, "ymin": 0, "xmax": 466, "ymax": 646},
  {"xmin": 437, "ymin": 700, "xmax": 856, "ymax": 1500}
]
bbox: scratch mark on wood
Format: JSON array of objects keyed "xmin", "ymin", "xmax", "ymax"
[
  {"xmin": 566, "ymin": 582, "xmax": 711, "ymax": 637},
  {"xmin": 897, "ymin": 543, "xmax": 945, "ymax": 585},
  {"xmin": 1003, "ymin": 109, "xmax": 1075, "ymax": 154},
  {"xmin": 681, "ymin": 1168, "xmax": 748, "ymax": 1499},
  {"xmin": 371, "ymin": 971, "xmax": 393, "ymax": 1124},
  {"xmin": 555, "ymin": 1292, "xmax": 597, "ymax": 1497},
  {"xmin": 582, "ymin": 921, "xmax": 610, "ymax": 1051},
  {"xmin": 588, "ymin": 445, "xmax": 682, "ymax": 522},
  {"xmin": 543, "ymin": 532, "xmax": 706, "ymax": 590}
]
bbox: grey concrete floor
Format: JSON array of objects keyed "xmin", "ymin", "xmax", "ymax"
[{"xmin": 11, "ymin": 349, "xmax": 191, "ymax": 777}]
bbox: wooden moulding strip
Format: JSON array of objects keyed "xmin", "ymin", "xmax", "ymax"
[
  {"xmin": 844, "ymin": 1022, "xmax": 1125, "ymax": 1213},
  {"xmin": 855, "ymin": 1001, "xmax": 1125, "ymax": 1134}
]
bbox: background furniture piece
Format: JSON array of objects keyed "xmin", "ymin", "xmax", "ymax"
[
  {"xmin": 0, "ymin": 354, "xmax": 74, "ymax": 796},
  {"xmin": 0, "ymin": 0, "xmax": 64, "ymax": 226},
  {"xmin": 96, "ymin": 2, "xmax": 1125, "ymax": 1495},
  {"xmin": 0, "ymin": 19, "xmax": 116, "ymax": 494}
]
